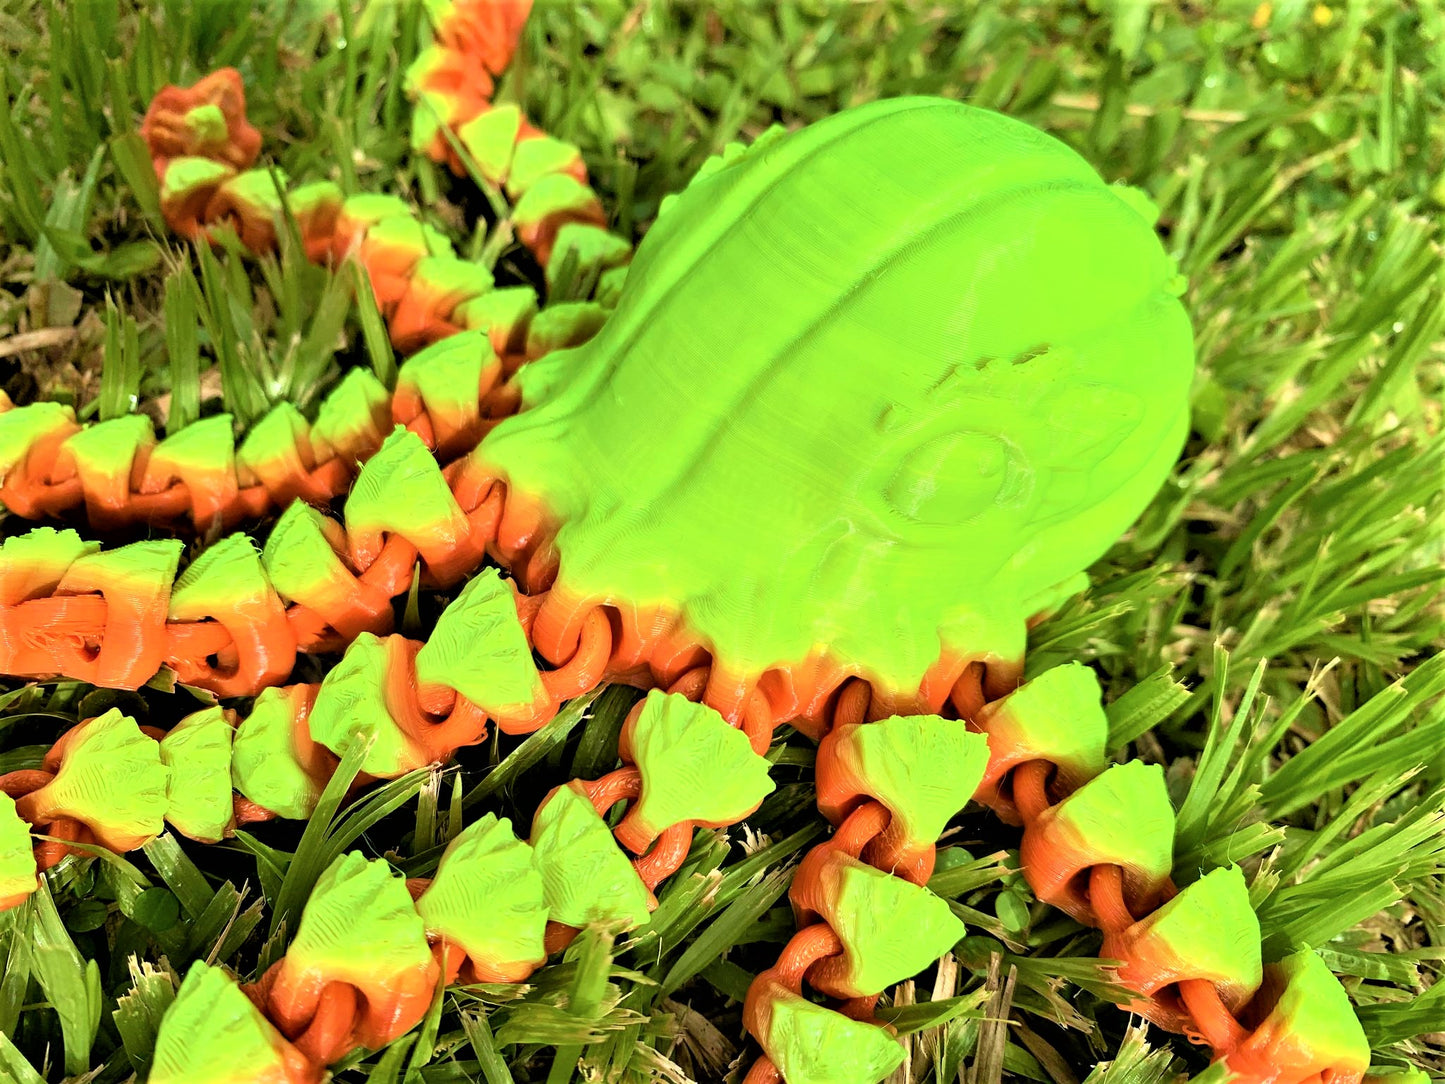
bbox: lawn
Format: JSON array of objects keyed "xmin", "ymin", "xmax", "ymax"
[{"xmin": 0, "ymin": 1, "xmax": 1441, "ymax": 1082}]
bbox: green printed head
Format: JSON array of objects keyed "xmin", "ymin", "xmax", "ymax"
[
  {"xmin": 0, "ymin": 793, "xmax": 37, "ymax": 909},
  {"xmin": 595, "ymin": 264, "xmax": 630, "ymax": 309},
  {"xmin": 0, "ymin": 527, "xmax": 98, "ymax": 605},
  {"xmin": 159, "ymin": 707, "xmax": 236, "ymax": 844},
  {"xmin": 345, "ymin": 426, "xmax": 471, "ymax": 566},
  {"xmin": 414, "ymin": 568, "xmax": 547, "ymax": 717},
  {"xmin": 310, "ymin": 367, "xmax": 390, "ymax": 462},
  {"xmin": 287, "ymin": 852, "xmax": 432, "ymax": 988},
  {"xmin": 626, "ymin": 690, "xmax": 774, "ymax": 837},
  {"xmin": 1049, "ymin": 760, "xmax": 1175, "ymax": 884},
  {"xmin": 408, "ymin": 87, "xmax": 453, "ymax": 157},
  {"xmin": 529, "ymin": 782, "xmax": 651, "ymax": 930},
  {"xmin": 822, "ymin": 853, "xmax": 965, "ymax": 996},
  {"xmin": 1115, "ymin": 865, "xmax": 1261, "ymax": 1002},
  {"xmin": 416, "ymin": 813, "xmax": 547, "ymax": 977},
  {"xmin": 231, "ymin": 686, "xmax": 322, "ymax": 820},
  {"xmin": 759, "ymin": 986, "xmax": 905, "ymax": 1084},
  {"xmin": 150, "ymin": 962, "xmax": 306, "ymax": 1084},
  {"xmin": 168, "ymin": 534, "xmax": 275, "ymax": 621},
  {"xmin": 307, "ymin": 633, "xmax": 428, "ymax": 777},
  {"xmin": 480, "ymin": 99, "xmax": 1193, "ymax": 694},
  {"xmin": 26, "ymin": 709, "xmax": 168, "ymax": 852},
  {"xmin": 830, "ymin": 714, "xmax": 987, "ymax": 849}
]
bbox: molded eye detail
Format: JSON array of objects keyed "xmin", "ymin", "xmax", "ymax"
[{"xmin": 881, "ymin": 431, "xmax": 1031, "ymax": 526}]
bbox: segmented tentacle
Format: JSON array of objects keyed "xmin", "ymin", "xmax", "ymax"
[
  {"xmin": 0, "ymin": 11, "xmax": 630, "ymax": 533},
  {"xmin": 0, "ymin": 7, "xmax": 1375, "ymax": 1083},
  {"xmin": 741, "ymin": 665, "xmax": 1371, "ymax": 1084}
]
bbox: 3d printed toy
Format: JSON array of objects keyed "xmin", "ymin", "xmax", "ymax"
[{"xmin": 0, "ymin": 3, "xmax": 1370, "ymax": 1082}]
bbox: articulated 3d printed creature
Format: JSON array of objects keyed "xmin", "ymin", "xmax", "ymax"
[{"xmin": 0, "ymin": 3, "xmax": 1370, "ymax": 1082}]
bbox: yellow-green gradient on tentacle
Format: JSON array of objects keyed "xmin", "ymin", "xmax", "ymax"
[{"xmin": 477, "ymin": 97, "xmax": 1194, "ymax": 695}]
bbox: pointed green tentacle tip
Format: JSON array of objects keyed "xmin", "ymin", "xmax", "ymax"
[
  {"xmin": 834, "ymin": 714, "xmax": 988, "ymax": 848},
  {"xmin": 58, "ymin": 413, "xmax": 154, "ymax": 486},
  {"xmin": 151, "ymin": 962, "xmax": 310, "ymax": 1084},
  {"xmin": 0, "ymin": 526, "xmax": 98, "ymax": 604},
  {"xmin": 308, "ymin": 633, "xmax": 428, "ymax": 778},
  {"xmin": 763, "ymin": 991, "xmax": 904, "ymax": 1084},
  {"xmin": 289, "ymin": 852, "xmax": 432, "ymax": 986},
  {"xmin": 530, "ymin": 782, "xmax": 651, "ymax": 930},
  {"xmin": 414, "ymin": 568, "xmax": 546, "ymax": 717},
  {"xmin": 345, "ymin": 426, "xmax": 468, "ymax": 555},
  {"xmin": 1118, "ymin": 865, "xmax": 1262, "ymax": 1000},
  {"xmin": 408, "ymin": 255, "xmax": 495, "ymax": 298},
  {"xmin": 58, "ymin": 537, "xmax": 184, "ymax": 602},
  {"xmin": 169, "ymin": 534, "xmax": 274, "ymax": 621},
  {"xmin": 396, "ymin": 328, "xmax": 495, "ymax": 426},
  {"xmin": 986, "ymin": 662, "xmax": 1108, "ymax": 782},
  {"xmin": 310, "ymin": 367, "xmax": 389, "ymax": 460},
  {"xmin": 217, "ymin": 168, "xmax": 288, "ymax": 213},
  {"xmin": 826, "ymin": 854, "xmax": 965, "ymax": 995},
  {"xmin": 0, "ymin": 793, "xmax": 37, "ymax": 909},
  {"xmin": 1049, "ymin": 760, "xmax": 1175, "ymax": 881},
  {"xmin": 340, "ymin": 193, "xmax": 416, "ymax": 229},
  {"xmin": 455, "ymin": 285, "xmax": 537, "ymax": 352},
  {"xmin": 0, "ymin": 400, "xmax": 75, "ymax": 479},
  {"xmin": 159, "ymin": 707, "xmax": 235, "ymax": 844},
  {"xmin": 416, "ymin": 813, "xmax": 546, "ymax": 977},
  {"xmin": 512, "ymin": 172, "xmax": 597, "ymax": 228},
  {"xmin": 362, "ymin": 212, "xmax": 453, "ymax": 262},
  {"xmin": 238, "ymin": 401, "xmax": 309, "ymax": 477},
  {"xmin": 627, "ymin": 689, "xmax": 774, "ymax": 837},
  {"xmin": 29, "ymin": 709, "xmax": 168, "ymax": 851},
  {"xmin": 523, "ymin": 301, "xmax": 609, "ymax": 357},
  {"xmin": 151, "ymin": 413, "xmax": 236, "ymax": 473},
  {"xmin": 231, "ymin": 686, "xmax": 322, "ymax": 820},
  {"xmin": 457, "ymin": 105, "xmax": 524, "ymax": 183},
  {"xmin": 160, "ymin": 157, "xmax": 235, "ymax": 202},
  {"xmin": 507, "ymin": 135, "xmax": 584, "ymax": 197},
  {"xmin": 261, "ymin": 501, "xmax": 352, "ymax": 606},
  {"xmin": 1254, "ymin": 949, "xmax": 1370, "ymax": 1074},
  {"xmin": 545, "ymin": 222, "xmax": 632, "ymax": 295}
]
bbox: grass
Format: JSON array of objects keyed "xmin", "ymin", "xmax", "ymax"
[{"xmin": 1, "ymin": 0, "xmax": 1442, "ymax": 1081}]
